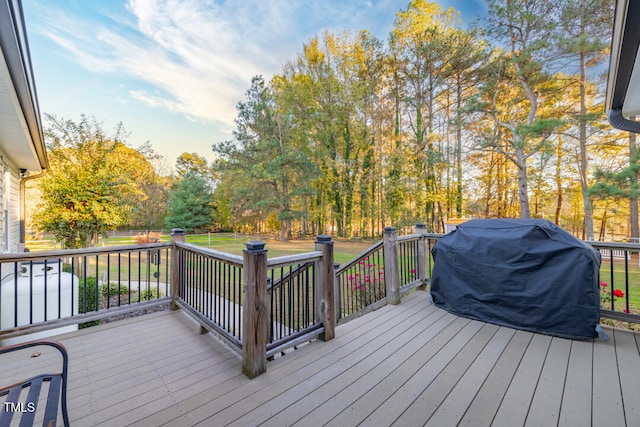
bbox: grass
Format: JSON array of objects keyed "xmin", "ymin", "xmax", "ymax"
[
  {"xmin": 181, "ymin": 233, "xmax": 372, "ymax": 263},
  {"xmin": 26, "ymin": 233, "xmax": 373, "ymax": 265}
]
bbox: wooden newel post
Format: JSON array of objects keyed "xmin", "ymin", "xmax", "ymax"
[
  {"xmin": 315, "ymin": 235, "xmax": 335, "ymax": 341},
  {"xmin": 242, "ymin": 241, "xmax": 269, "ymax": 378},
  {"xmin": 415, "ymin": 223, "xmax": 428, "ymax": 290},
  {"xmin": 383, "ymin": 227, "xmax": 401, "ymax": 305},
  {"xmin": 170, "ymin": 228, "xmax": 185, "ymax": 310}
]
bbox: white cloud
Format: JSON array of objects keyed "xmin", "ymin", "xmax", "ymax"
[{"xmin": 30, "ymin": 0, "xmax": 399, "ymax": 126}]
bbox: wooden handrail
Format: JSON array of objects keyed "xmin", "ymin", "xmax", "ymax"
[{"xmin": 0, "ymin": 242, "xmax": 172, "ymax": 262}]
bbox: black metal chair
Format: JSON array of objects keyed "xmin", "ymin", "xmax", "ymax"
[{"xmin": 0, "ymin": 341, "xmax": 69, "ymax": 427}]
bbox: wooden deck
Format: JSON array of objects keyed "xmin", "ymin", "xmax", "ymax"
[{"xmin": 2, "ymin": 290, "xmax": 640, "ymax": 426}]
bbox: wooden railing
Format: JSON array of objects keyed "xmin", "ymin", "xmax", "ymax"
[
  {"xmin": 587, "ymin": 240, "xmax": 640, "ymax": 324},
  {"xmin": 335, "ymin": 225, "xmax": 440, "ymax": 322},
  {"xmin": 0, "ymin": 242, "xmax": 172, "ymax": 344},
  {"xmin": 5, "ymin": 226, "xmax": 640, "ymax": 379},
  {"xmin": 170, "ymin": 233, "xmax": 335, "ymax": 378},
  {"xmin": 170, "ymin": 239, "xmax": 244, "ymax": 352}
]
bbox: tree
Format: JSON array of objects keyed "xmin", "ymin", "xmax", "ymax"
[
  {"xmin": 213, "ymin": 75, "xmax": 317, "ymax": 240},
  {"xmin": 124, "ymin": 142, "xmax": 171, "ymax": 231},
  {"xmin": 34, "ymin": 114, "xmax": 145, "ymax": 248},
  {"xmin": 282, "ymin": 31, "xmax": 379, "ymax": 237},
  {"xmin": 175, "ymin": 152, "xmax": 216, "ymax": 188},
  {"xmin": 441, "ymin": 26, "xmax": 488, "ymax": 218},
  {"xmin": 389, "ymin": 1, "xmax": 461, "ymax": 230},
  {"xmin": 630, "ymin": 130, "xmax": 639, "ymax": 240},
  {"xmin": 557, "ymin": 0, "xmax": 614, "ymax": 239},
  {"xmin": 203, "ymin": 1, "xmax": 624, "ymax": 238},
  {"xmin": 164, "ymin": 171, "xmax": 214, "ymax": 232},
  {"xmin": 481, "ymin": 0, "xmax": 563, "ymax": 218}
]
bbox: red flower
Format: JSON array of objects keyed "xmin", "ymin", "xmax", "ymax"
[
  {"xmin": 600, "ymin": 281, "xmax": 608, "ymax": 288},
  {"xmin": 613, "ymin": 289, "xmax": 625, "ymax": 298},
  {"xmin": 410, "ymin": 269, "xmax": 416, "ymax": 274}
]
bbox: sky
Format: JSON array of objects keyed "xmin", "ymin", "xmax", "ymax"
[{"xmin": 22, "ymin": 0, "xmax": 486, "ymax": 171}]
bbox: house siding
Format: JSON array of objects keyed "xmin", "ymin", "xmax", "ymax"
[
  {"xmin": 0, "ymin": 148, "xmax": 24, "ymax": 253},
  {"xmin": 8, "ymin": 166, "xmax": 20, "ymax": 252}
]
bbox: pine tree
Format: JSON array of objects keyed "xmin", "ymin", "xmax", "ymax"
[{"xmin": 164, "ymin": 172, "xmax": 214, "ymax": 232}]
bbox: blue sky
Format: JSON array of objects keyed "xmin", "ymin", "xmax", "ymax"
[{"xmin": 23, "ymin": 0, "xmax": 486, "ymax": 170}]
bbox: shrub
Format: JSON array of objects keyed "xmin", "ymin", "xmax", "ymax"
[
  {"xmin": 138, "ymin": 288, "xmax": 163, "ymax": 301},
  {"xmin": 134, "ymin": 232, "xmax": 162, "ymax": 244},
  {"xmin": 101, "ymin": 282, "xmax": 129, "ymax": 297},
  {"xmin": 79, "ymin": 276, "xmax": 100, "ymax": 329},
  {"xmin": 78, "ymin": 280, "xmax": 130, "ymax": 328}
]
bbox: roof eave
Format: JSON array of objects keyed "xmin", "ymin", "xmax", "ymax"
[{"xmin": 0, "ymin": 0, "xmax": 48, "ymax": 172}]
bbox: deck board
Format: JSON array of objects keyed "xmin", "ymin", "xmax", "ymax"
[
  {"xmin": 360, "ymin": 319, "xmax": 486, "ymax": 426},
  {"xmin": 425, "ymin": 326, "xmax": 515, "ymax": 427},
  {"xmin": 272, "ymin": 309, "xmax": 453, "ymax": 427},
  {"xmin": 458, "ymin": 329, "xmax": 533, "ymax": 426},
  {"xmin": 320, "ymin": 314, "xmax": 469, "ymax": 426},
  {"xmin": 525, "ymin": 337, "xmax": 572, "ymax": 426},
  {"xmin": 592, "ymin": 329, "xmax": 626, "ymax": 426},
  {"xmin": 491, "ymin": 333, "xmax": 551, "ymax": 427},
  {"xmin": 557, "ymin": 339, "xmax": 593, "ymax": 426},
  {"xmin": 614, "ymin": 328, "xmax": 640, "ymax": 425},
  {"xmin": 2, "ymin": 290, "xmax": 639, "ymax": 427},
  {"xmin": 253, "ymin": 304, "xmax": 448, "ymax": 426},
  {"xmin": 201, "ymin": 296, "xmax": 439, "ymax": 426},
  {"xmin": 394, "ymin": 322, "xmax": 501, "ymax": 426}
]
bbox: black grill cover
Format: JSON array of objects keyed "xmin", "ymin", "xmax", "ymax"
[{"xmin": 431, "ymin": 219, "xmax": 601, "ymax": 339}]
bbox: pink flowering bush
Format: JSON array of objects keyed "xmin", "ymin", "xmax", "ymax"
[{"xmin": 346, "ymin": 257, "xmax": 385, "ymax": 307}]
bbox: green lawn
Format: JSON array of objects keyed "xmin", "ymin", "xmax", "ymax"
[
  {"xmin": 25, "ymin": 233, "xmax": 373, "ymax": 270},
  {"xmin": 181, "ymin": 233, "xmax": 372, "ymax": 263}
]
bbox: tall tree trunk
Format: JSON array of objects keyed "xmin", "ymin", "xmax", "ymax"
[
  {"xmin": 515, "ymin": 145, "xmax": 531, "ymax": 219},
  {"xmin": 456, "ymin": 77, "xmax": 463, "ymax": 217},
  {"xmin": 579, "ymin": 51, "xmax": 595, "ymax": 240},
  {"xmin": 599, "ymin": 204, "xmax": 608, "ymax": 240},
  {"xmin": 555, "ymin": 134, "xmax": 563, "ymax": 224},
  {"xmin": 485, "ymin": 152, "xmax": 495, "ymax": 217},
  {"xmin": 630, "ymin": 129, "xmax": 639, "ymax": 241}
]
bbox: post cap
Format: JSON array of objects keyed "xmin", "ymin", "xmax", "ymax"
[
  {"xmin": 384, "ymin": 226, "xmax": 397, "ymax": 233},
  {"xmin": 415, "ymin": 223, "xmax": 426, "ymax": 229},
  {"xmin": 245, "ymin": 240, "xmax": 266, "ymax": 251},
  {"xmin": 171, "ymin": 228, "xmax": 185, "ymax": 235},
  {"xmin": 316, "ymin": 234, "xmax": 333, "ymax": 243}
]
